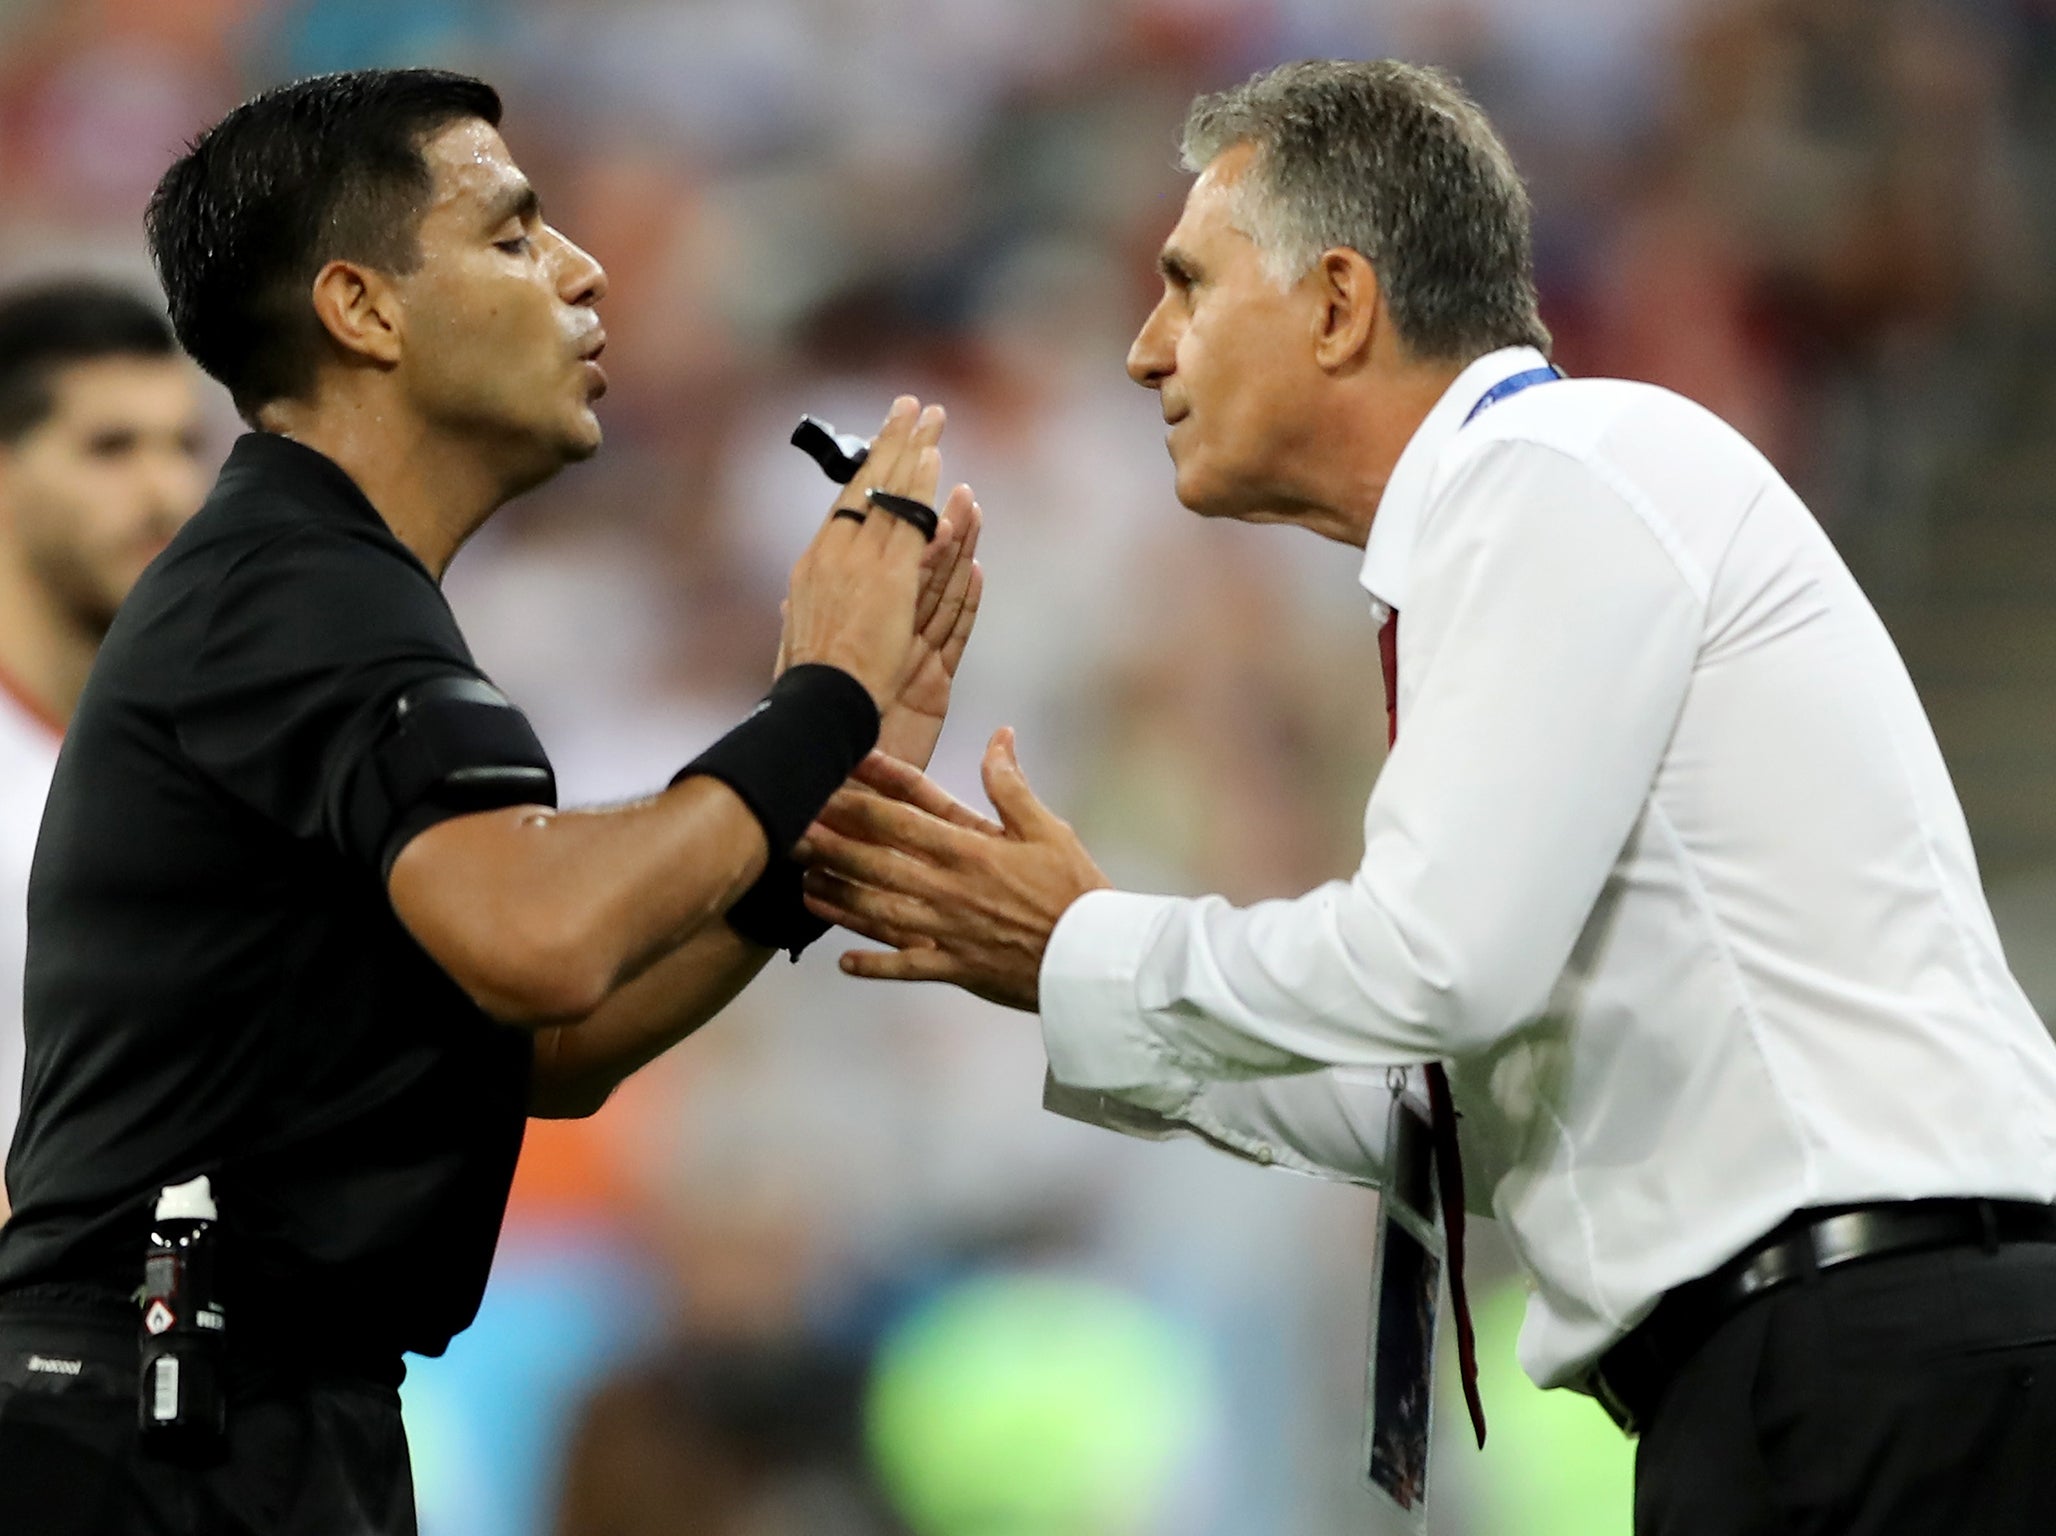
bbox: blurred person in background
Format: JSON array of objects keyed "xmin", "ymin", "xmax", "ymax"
[
  {"xmin": 1631, "ymin": 0, "xmax": 2030, "ymax": 591},
  {"xmin": 0, "ymin": 279, "xmax": 206, "ymax": 1222},
  {"xmin": 0, "ymin": 66, "xmax": 980, "ymax": 1536},
  {"xmin": 806, "ymin": 57, "xmax": 2056, "ymax": 1535},
  {"xmin": 862, "ymin": 1272, "xmax": 1214, "ymax": 1536},
  {"xmin": 553, "ymin": 1323, "xmax": 886, "ymax": 1536}
]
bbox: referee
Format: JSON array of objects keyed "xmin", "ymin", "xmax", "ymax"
[
  {"xmin": 0, "ymin": 70, "xmax": 979, "ymax": 1536},
  {"xmin": 802, "ymin": 60, "xmax": 2056, "ymax": 1534}
]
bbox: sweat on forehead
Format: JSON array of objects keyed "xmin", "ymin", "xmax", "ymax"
[{"xmin": 419, "ymin": 121, "xmax": 531, "ymax": 208}]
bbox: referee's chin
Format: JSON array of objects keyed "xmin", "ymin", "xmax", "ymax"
[
  {"xmin": 497, "ymin": 418, "xmax": 604, "ymax": 503},
  {"xmin": 560, "ymin": 408, "xmax": 604, "ymax": 462}
]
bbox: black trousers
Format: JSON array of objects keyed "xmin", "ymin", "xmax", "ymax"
[
  {"xmin": 1634, "ymin": 1241, "xmax": 2056, "ymax": 1536},
  {"xmin": 0, "ymin": 1306, "xmax": 415, "ymax": 1536}
]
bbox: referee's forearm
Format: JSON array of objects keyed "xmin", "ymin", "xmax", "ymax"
[
  {"xmin": 388, "ymin": 775, "xmax": 769, "ymax": 1024},
  {"xmin": 527, "ymin": 921, "xmax": 771, "ymax": 1117}
]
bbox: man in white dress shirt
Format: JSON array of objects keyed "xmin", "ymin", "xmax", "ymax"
[
  {"xmin": 802, "ymin": 59, "xmax": 2056, "ymax": 1534},
  {"xmin": 0, "ymin": 282, "xmax": 207, "ymax": 1218}
]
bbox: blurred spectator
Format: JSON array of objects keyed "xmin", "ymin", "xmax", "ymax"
[
  {"xmin": 554, "ymin": 1333, "xmax": 889, "ymax": 1536},
  {"xmin": 865, "ymin": 1273, "xmax": 1216, "ymax": 1536}
]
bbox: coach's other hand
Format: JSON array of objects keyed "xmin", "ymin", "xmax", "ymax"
[{"xmin": 799, "ymin": 729, "xmax": 1110, "ymax": 1011}]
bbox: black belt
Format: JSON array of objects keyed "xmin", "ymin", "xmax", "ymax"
[
  {"xmin": 0, "ymin": 1281, "xmax": 406, "ymax": 1390},
  {"xmin": 1587, "ymin": 1197, "xmax": 2056, "ymax": 1436}
]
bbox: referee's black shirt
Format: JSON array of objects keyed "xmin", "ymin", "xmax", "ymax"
[{"xmin": 0, "ymin": 432, "xmax": 542, "ymax": 1371}]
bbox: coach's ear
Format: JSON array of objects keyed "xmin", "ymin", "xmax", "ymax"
[
  {"xmin": 1310, "ymin": 246, "xmax": 1380, "ymax": 374},
  {"xmin": 308, "ymin": 260, "xmax": 404, "ymax": 370}
]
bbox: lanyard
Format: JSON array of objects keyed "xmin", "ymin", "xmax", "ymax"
[{"xmin": 1462, "ymin": 364, "xmax": 1563, "ymax": 426}]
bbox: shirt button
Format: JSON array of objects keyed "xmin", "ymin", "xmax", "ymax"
[{"xmin": 1253, "ymin": 1144, "xmax": 1275, "ymax": 1166}]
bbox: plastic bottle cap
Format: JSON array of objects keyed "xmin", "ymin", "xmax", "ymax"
[{"xmin": 155, "ymin": 1175, "xmax": 216, "ymax": 1222}]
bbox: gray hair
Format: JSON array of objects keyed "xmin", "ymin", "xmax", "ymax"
[{"xmin": 1181, "ymin": 59, "xmax": 1551, "ymax": 362}]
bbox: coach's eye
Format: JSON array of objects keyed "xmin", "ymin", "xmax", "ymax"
[{"xmin": 496, "ymin": 235, "xmax": 533, "ymax": 256}]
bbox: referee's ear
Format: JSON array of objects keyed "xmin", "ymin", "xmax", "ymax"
[
  {"xmin": 309, "ymin": 259, "xmax": 404, "ymax": 369},
  {"xmin": 1310, "ymin": 246, "xmax": 1380, "ymax": 375}
]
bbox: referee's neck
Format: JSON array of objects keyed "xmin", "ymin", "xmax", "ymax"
[{"xmin": 255, "ymin": 401, "xmax": 530, "ymax": 580}]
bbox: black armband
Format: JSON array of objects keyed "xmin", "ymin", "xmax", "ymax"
[
  {"xmin": 674, "ymin": 658, "xmax": 878, "ymax": 860},
  {"xmin": 349, "ymin": 675, "xmax": 557, "ymax": 876}
]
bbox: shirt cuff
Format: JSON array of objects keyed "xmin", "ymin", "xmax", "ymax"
[{"xmin": 1038, "ymin": 888, "xmax": 1198, "ymax": 1114}]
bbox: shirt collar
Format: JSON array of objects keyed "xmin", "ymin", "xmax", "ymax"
[
  {"xmin": 216, "ymin": 431, "xmax": 389, "ymax": 534},
  {"xmin": 1357, "ymin": 345, "xmax": 1551, "ymax": 616},
  {"xmin": 212, "ymin": 431, "xmax": 440, "ymax": 582}
]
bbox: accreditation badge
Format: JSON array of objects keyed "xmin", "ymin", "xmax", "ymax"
[{"xmin": 1363, "ymin": 1079, "xmax": 1443, "ymax": 1529}]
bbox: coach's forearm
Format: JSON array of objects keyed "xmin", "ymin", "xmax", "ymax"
[
  {"xmin": 528, "ymin": 920, "xmax": 771, "ymax": 1118},
  {"xmin": 388, "ymin": 776, "xmax": 769, "ymax": 1025}
]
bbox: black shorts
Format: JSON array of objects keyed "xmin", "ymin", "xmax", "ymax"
[{"xmin": 0, "ymin": 1305, "xmax": 415, "ymax": 1536}]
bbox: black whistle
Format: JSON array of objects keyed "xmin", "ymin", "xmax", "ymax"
[{"xmin": 790, "ymin": 416, "xmax": 870, "ymax": 484}]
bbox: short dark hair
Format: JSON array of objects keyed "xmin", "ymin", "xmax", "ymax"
[
  {"xmin": 0, "ymin": 280, "xmax": 178, "ymax": 444},
  {"xmin": 1182, "ymin": 60, "xmax": 1550, "ymax": 362},
  {"xmin": 146, "ymin": 68, "xmax": 503, "ymax": 421}
]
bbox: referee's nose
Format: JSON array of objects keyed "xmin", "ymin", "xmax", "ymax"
[{"xmin": 548, "ymin": 226, "xmax": 608, "ymax": 309}]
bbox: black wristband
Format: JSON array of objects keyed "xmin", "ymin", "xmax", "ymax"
[
  {"xmin": 674, "ymin": 663, "xmax": 880, "ymax": 858},
  {"xmin": 722, "ymin": 855, "xmax": 832, "ymax": 957}
]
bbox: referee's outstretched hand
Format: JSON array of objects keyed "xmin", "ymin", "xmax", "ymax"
[
  {"xmin": 798, "ymin": 728, "xmax": 1112, "ymax": 1012},
  {"xmin": 782, "ymin": 396, "xmax": 949, "ymax": 712}
]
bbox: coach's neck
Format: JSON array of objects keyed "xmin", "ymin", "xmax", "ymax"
[{"xmin": 1272, "ymin": 337, "xmax": 1466, "ymax": 550}]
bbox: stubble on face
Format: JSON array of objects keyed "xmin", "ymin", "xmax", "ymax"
[{"xmin": 395, "ymin": 121, "xmax": 608, "ymax": 484}]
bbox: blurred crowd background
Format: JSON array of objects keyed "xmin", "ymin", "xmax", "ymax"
[{"xmin": 7, "ymin": 0, "xmax": 2056, "ymax": 1531}]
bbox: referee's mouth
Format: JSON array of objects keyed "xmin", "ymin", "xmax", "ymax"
[{"xmin": 578, "ymin": 331, "xmax": 608, "ymax": 398}]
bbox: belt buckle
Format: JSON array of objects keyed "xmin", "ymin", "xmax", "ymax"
[{"xmin": 1587, "ymin": 1366, "xmax": 1641, "ymax": 1439}]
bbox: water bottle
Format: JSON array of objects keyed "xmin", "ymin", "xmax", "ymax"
[{"xmin": 138, "ymin": 1174, "xmax": 227, "ymax": 1462}]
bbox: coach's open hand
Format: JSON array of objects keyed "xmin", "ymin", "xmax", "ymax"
[{"xmin": 799, "ymin": 729, "xmax": 1110, "ymax": 1011}]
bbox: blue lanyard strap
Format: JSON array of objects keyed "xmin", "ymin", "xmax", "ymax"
[{"xmin": 1463, "ymin": 364, "xmax": 1564, "ymax": 426}]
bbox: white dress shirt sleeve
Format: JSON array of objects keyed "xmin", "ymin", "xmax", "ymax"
[
  {"xmin": 1038, "ymin": 440, "xmax": 1707, "ymax": 1148},
  {"xmin": 1041, "ymin": 1065, "xmax": 1398, "ymax": 1184}
]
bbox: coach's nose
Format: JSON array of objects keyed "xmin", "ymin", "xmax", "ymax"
[{"xmin": 1128, "ymin": 292, "xmax": 1182, "ymax": 390}]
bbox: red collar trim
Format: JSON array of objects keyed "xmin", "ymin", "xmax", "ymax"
[{"xmin": 0, "ymin": 658, "xmax": 64, "ymax": 742}]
